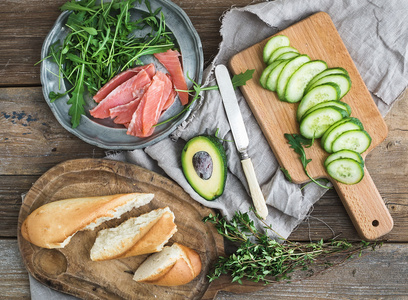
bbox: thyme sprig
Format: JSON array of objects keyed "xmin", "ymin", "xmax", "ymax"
[{"xmin": 203, "ymin": 210, "xmax": 381, "ymax": 284}]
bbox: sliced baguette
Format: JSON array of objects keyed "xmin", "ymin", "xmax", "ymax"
[
  {"xmin": 90, "ymin": 207, "xmax": 177, "ymax": 261},
  {"xmin": 133, "ymin": 242, "xmax": 202, "ymax": 286},
  {"xmin": 21, "ymin": 193, "xmax": 154, "ymax": 249}
]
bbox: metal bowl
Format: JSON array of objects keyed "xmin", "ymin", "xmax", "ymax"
[{"xmin": 40, "ymin": 0, "xmax": 203, "ymax": 150}]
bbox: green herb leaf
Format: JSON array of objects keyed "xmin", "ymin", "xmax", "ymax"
[
  {"xmin": 203, "ymin": 210, "xmax": 381, "ymax": 284},
  {"xmin": 231, "ymin": 69, "xmax": 255, "ymax": 88},
  {"xmin": 284, "ymin": 133, "xmax": 331, "ymax": 189}
]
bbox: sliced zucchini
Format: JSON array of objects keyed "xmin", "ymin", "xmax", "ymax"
[
  {"xmin": 284, "ymin": 60, "xmax": 328, "ymax": 103},
  {"xmin": 299, "ymin": 106, "xmax": 349, "ymax": 139},
  {"xmin": 321, "ymin": 117, "xmax": 359, "ymax": 146},
  {"xmin": 267, "ymin": 46, "xmax": 299, "ymax": 65},
  {"xmin": 276, "ymin": 55, "xmax": 310, "ymax": 101},
  {"xmin": 331, "ymin": 129, "xmax": 372, "ymax": 153},
  {"xmin": 275, "ymin": 52, "xmax": 299, "ymax": 61},
  {"xmin": 263, "ymin": 35, "xmax": 290, "ymax": 63},
  {"xmin": 306, "ymin": 67, "xmax": 349, "ymax": 91},
  {"xmin": 324, "ymin": 149, "xmax": 364, "ymax": 168},
  {"xmin": 300, "ymin": 100, "xmax": 351, "ymax": 121},
  {"xmin": 259, "ymin": 60, "xmax": 284, "ymax": 88},
  {"xmin": 321, "ymin": 117, "xmax": 364, "ymax": 153},
  {"xmin": 326, "ymin": 158, "xmax": 364, "ymax": 184},
  {"xmin": 305, "ymin": 73, "xmax": 351, "ymax": 99},
  {"xmin": 264, "ymin": 59, "xmax": 291, "ymax": 92},
  {"xmin": 296, "ymin": 83, "xmax": 341, "ymax": 121}
]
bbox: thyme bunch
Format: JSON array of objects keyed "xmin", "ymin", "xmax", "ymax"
[{"xmin": 203, "ymin": 210, "xmax": 381, "ymax": 284}]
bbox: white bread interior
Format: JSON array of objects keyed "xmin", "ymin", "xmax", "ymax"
[
  {"xmin": 133, "ymin": 242, "xmax": 202, "ymax": 286},
  {"xmin": 90, "ymin": 207, "xmax": 177, "ymax": 261},
  {"xmin": 21, "ymin": 193, "xmax": 154, "ymax": 249}
]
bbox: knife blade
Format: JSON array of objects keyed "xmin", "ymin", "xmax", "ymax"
[{"xmin": 215, "ymin": 64, "xmax": 268, "ymax": 219}]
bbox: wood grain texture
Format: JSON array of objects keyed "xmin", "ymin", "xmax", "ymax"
[
  {"xmin": 229, "ymin": 12, "xmax": 392, "ymax": 240},
  {"xmin": 18, "ymin": 158, "xmax": 223, "ymax": 300},
  {"xmin": 3, "ymin": 240, "xmax": 408, "ymax": 300},
  {"xmin": 0, "ymin": 0, "xmax": 407, "ymax": 298}
]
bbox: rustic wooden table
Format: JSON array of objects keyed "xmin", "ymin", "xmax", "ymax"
[{"xmin": 1, "ymin": 0, "xmax": 407, "ymax": 299}]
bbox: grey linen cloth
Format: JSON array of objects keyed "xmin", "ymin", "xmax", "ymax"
[{"xmin": 29, "ymin": 0, "xmax": 407, "ymax": 299}]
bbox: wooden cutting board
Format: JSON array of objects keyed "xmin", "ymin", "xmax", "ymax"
[
  {"xmin": 18, "ymin": 158, "xmax": 239, "ymax": 299},
  {"xmin": 229, "ymin": 12, "xmax": 393, "ymax": 240}
]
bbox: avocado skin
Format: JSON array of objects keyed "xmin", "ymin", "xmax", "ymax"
[{"xmin": 181, "ymin": 135, "xmax": 227, "ymax": 200}]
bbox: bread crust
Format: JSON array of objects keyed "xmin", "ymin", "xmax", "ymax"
[
  {"xmin": 21, "ymin": 193, "xmax": 154, "ymax": 249},
  {"xmin": 134, "ymin": 242, "xmax": 202, "ymax": 286},
  {"xmin": 91, "ymin": 209, "xmax": 177, "ymax": 261}
]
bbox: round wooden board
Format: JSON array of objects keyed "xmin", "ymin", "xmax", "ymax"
[{"xmin": 17, "ymin": 158, "xmax": 225, "ymax": 300}]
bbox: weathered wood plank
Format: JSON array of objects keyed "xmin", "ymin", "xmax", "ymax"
[
  {"xmin": 2, "ymin": 239, "xmax": 406, "ymax": 299},
  {"xmin": 0, "ymin": 87, "xmax": 106, "ymax": 176},
  {"xmin": 213, "ymin": 243, "xmax": 408, "ymax": 299},
  {"xmin": 0, "ymin": 240, "xmax": 30, "ymax": 299}
]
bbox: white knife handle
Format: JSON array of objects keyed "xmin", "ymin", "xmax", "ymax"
[{"xmin": 241, "ymin": 158, "xmax": 268, "ymax": 219}]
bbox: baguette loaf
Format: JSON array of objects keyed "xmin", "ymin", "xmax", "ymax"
[
  {"xmin": 90, "ymin": 207, "xmax": 177, "ymax": 261},
  {"xmin": 21, "ymin": 193, "xmax": 154, "ymax": 249},
  {"xmin": 133, "ymin": 242, "xmax": 202, "ymax": 286}
]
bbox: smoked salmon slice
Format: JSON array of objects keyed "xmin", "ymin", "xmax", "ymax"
[
  {"xmin": 93, "ymin": 64, "xmax": 155, "ymax": 103},
  {"xmin": 154, "ymin": 49, "xmax": 189, "ymax": 105},
  {"xmin": 127, "ymin": 72, "xmax": 171, "ymax": 137},
  {"xmin": 109, "ymin": 98, "xmax": 141, "ymax": 125},
  {"xmin": 90, "ymin": 69, "xmax": 152, "ymax": 119}
]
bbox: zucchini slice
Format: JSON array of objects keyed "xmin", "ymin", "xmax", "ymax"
[
  {"xmin": 276, "ymin": 55, "xmax": 310, "ymax": 101},
  {"xmin": 276, "ymin": 52, "xmax": 299, "ymax": 61},
  {"xmin": 267, "ymin": 46, "xmax": 299, "ymax": 65},
  {"xmin": 324, "ymin": 149, "xmax": 364, "ymax": 168},
  {"xmin": 321, "ymin": 117, "xmax": 364, "ymax": 153},
  {"xmin": 264, "ymin": 59, "xmax": 291, "ymax": 92},
  {"xmin": 259, "ymin": 60, "xmax": 283, "ymax": 88},
  {"xmin": 299, "ymin": 106, "xmax": 349, "ymax": 139},
  {"xmin": 306, "ymin": 67, "xmax": 349, "ymax": 91},
  {"xmin": 284, "ymin": 60, "xmax": 328, "ymax": 103},
  {"xmin": 263, "ymin": 35, "xmax": 290, "ymax": 63},
  {"xmin": 326, "ymin": 158, "xmax": 364, "ymax": 184},
  {"xmin": 305, "ymin": 73, "xmax": 351, "ymax": 99},
  {"xmin": 301, "ymin": 100, "xmax": 352, "ymax": 121},
  {"xmin": 331, "ymin": 129, "xmax": 372, "ymax": 153},
  {"xmin": 296, "ymin": 83, "xmax": 341, "ymax": 121}
]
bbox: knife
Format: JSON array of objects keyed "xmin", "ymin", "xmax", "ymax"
[{"xmin": 215, "ymin": 64, "xmax": 268, "ymax": 219}]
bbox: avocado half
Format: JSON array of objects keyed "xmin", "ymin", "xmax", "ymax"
[{"xmin": 181, "ymin": 135, "xmax": 227, "ymax": 201}]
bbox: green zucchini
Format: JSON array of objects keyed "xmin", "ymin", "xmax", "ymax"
[
  {"xmin": 276, "ymin": 55, "xmax": 310, "ymax": 101},
  {"xmin": 275, "ymin": 52, "xmax": 299, "ymax": 61},
  {"xmin": 331, "ymin": 129, "xmax": 372, "ymax": 153},
  {"xmin": 263, "ymin": 35, "xmax": 290, "ymax": 63},
  {"xmin": 296, "ymin": 83, "xmax": 341, "ymax": 121},
  {"xmin": 300, "ymin": 100, "xmax": 352, "ymax": 121},
  {"xmin": 259, "ymin": 60, "xmax": 284, "ymax": 88},
  {"xmin": 267, "ymin": 46, "xmax": 299, "ymax": 65},
  {"xmin": 306, "ymin": 67, "xmax": 349, "ymax": 91},
  {"xmin": 284, "ymin": 60, "xmax": 328, "ymax": 103},
  {"xmin": 264, "ymin": 59, "xmax": 291, "ymax": 92},
  {"xmin": 321, "ymin": 117, "xmax": 364, "ymax": 153},
  {"xmin": 324, "ymin": 149, "xmax": 364, "ymax": 168},
  {"xmin": 299, "ymin": 106, "xmax": 349, "ymax": 139},
  {"xmin": 326, "ymin": 158, "xmax": 364, "ymax": 184},
  {"xmin": 305, "ymin": 73, "xmax": 352, "ymax": 99}
]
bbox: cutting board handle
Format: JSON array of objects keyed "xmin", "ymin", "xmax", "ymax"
[{"xmin": 332, "ymin": 168, "xmax": 393, "ymax": 240}]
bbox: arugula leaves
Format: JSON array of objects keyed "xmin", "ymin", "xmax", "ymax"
[
  {"xmin": 46, "ymin": 0, "xmax": 175, "ymax": 128},
  {"xmin": 284, "ymin": 133, "xmax": 330, "ymax": 189}
]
